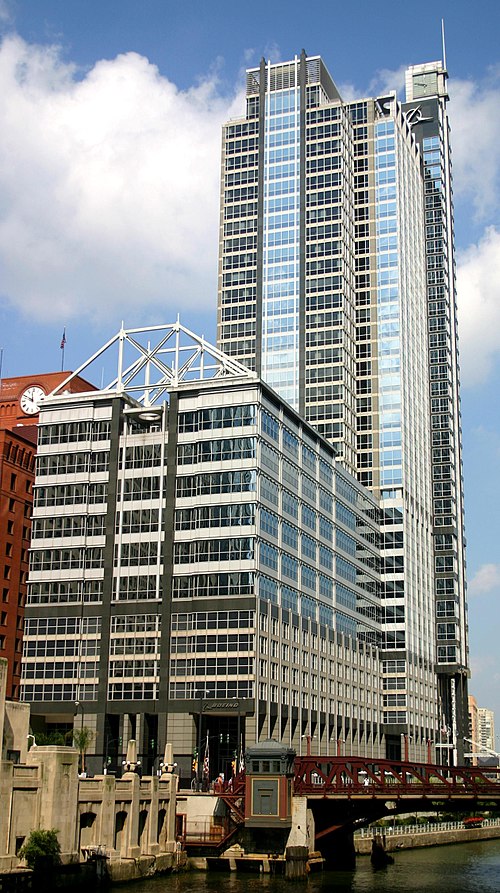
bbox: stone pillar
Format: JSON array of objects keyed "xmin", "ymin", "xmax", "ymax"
[
  {"xmin": 121, "ymin": 772, "xmax": 140, "ymax": 858},
  {"xmin": 27, "ymin": 746, "xmax": 79, "ymax": 857},
  {"xmin": 0, "ymin": 760, "xmax": 14, "ymax": 858},
  {"xmin": 142, "ymin": 776, "xmax": 160, "ymax": 856},
  {"xmin": 162, "ymin": 774, "xmax": 178, "ymax": 854},
  {"xmin": 286, "ymin": 796, "xmax": 311, "ymax": 850},
  {"xmin": 95, "ymin": 775, "xmax": 117, "ymax": 853}
]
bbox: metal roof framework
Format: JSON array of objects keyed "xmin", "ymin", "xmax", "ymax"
[{"xmin": 49, "ymin": 320, "xmax": 256, "ymax": 407}]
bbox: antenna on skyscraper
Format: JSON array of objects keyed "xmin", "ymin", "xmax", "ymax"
[{"xmin": 441, "ymin": 18, "xmax": 447, "ymax": 70}]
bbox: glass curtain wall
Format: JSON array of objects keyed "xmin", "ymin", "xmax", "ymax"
[{"xmin": 261, "ymin": 62, "xmax": 301, "ymax": 409}]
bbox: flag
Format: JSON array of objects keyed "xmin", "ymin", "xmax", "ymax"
[
  {"xmin": 202, "ymin": 732, "xmax": 210, "ymax": 782},
  {"xmin": 60, "ymin": 328, "xmax": 67, "ymax": 350},
  {"xmin": 238, "ymin": 737, "xmax": 245, "ymax": 774}
]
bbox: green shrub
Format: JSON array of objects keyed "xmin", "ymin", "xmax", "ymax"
[{"xmin": 18, "ymin": 829, "xmax": 61, "ymax": 873}]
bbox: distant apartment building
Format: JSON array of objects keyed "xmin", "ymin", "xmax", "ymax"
[
  {"xmin": 478, "ymin": 708, "xmax": 496, "ymax": 754},
  {"xmin": 467, "ymin": 696, "xmax": 496, "ymax": 765}
]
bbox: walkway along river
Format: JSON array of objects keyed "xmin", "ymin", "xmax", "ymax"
[{"xmin": 354, "ymin": 817, "xmax": 500, "ymax": 854}]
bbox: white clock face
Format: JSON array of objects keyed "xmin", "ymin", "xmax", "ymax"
[{"xmin": 20, "ymin": 385, "xmax": 45, "ymax": 415}]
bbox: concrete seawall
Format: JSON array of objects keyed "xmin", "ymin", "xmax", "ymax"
[{"xmin": 355, "ymin": 823, "xmax": 500, "ymax": 854}]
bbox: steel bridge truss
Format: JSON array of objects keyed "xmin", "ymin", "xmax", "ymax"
[{"xmin": 293, "ymin": 756, "xmax": 500, "ymax": 800}]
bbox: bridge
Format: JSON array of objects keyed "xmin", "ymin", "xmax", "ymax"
[
  {"xmin": 213, "ymin": 755, "xmax": 500, "ymax": 867},
  {"xmin": 293, "ymin": 755, "xmax": 500, "ymax": 801}
]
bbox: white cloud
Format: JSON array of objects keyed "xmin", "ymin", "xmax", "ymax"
[
  {"xmin": 468, "ymin": 563, "xmax": 500, "ymax": 596},
  {"xmin": 0, "ymin": 35, "xmax": 242, "ymax": 323},
  {"xmin": 337, "ymin": 65, "xmax": 405, "ymax": 103},
  {"xmin": 368, "ymin": 65, "xmax": 406, "ymax": 98},
  {"xmin": 456, "ymin": 227, "xmax": 500, "ymax": 386},
  {"xmin": 449, "ymin": 67, "xmax": 500, "ymax": 221}
]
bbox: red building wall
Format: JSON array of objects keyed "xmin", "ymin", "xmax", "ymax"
[
  {"xmin": 0, "ymin": 372, "xmax": 95, "ymax": 699},
  {"xmin": 0, "ymin": 427, "xmax": 36, "ymax": 699}
]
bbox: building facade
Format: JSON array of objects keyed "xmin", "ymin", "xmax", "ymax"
[
  {"xmin": 0, "ymin": 426, "xmax": 36, "ymax": 700},
  {"xmin": 403, "ymin": 61, "xmax": 468, "ymax": 766},
  {"xmin": 0, "ymin": 373, "xmax": 92, "ymax": 700},
  {"xmin": 477, "ymin": 708, "xmax": 496, "ymax": 755},
  {"xmin": 21, "ymin": 325, "xmax": 387, "ymax": 779},
  {"xmin": 217, "ymin": 52, "xmax": 468, "ymax": 760}
]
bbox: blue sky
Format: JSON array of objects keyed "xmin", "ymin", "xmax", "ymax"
[{"xmin": 0, "ymin": 0, "xmax": 499, "ymax": 743}]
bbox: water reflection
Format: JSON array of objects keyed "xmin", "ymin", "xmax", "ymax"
[{"xmin": 105, "ymin": 839, "xmax": 500, "ymax": 893}]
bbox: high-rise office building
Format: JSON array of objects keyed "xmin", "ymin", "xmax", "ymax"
[
  {"xmin": 217, "ymin": 52, "xmax": 468, "ymax": 760},
  {"xmin": 21, "ymin": 325, "xmax": 386, "ymax": 777},
  {"xmin": 403, "ymin": 60, "xmax": 468, "ymax": 766}
]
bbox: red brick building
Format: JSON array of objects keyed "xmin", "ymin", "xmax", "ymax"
[{"xmin": 0, "ymin": 372, "xmax": 93, "ymax": 699}]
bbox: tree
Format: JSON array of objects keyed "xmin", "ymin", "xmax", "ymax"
[
  {"xmin": 72, "ymin": 726, "xmax": 95, "ymax": 774},
  {"xmin": 19, "ymin": 829, "xmax": 61, "ymax": 873}
]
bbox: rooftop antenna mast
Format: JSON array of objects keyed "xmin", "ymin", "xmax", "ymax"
[{"xmin": 441, "ymin": 18, "xmax": 447, "ymax": 70}]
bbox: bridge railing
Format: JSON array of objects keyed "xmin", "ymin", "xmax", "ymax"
[{"xmin": 355, "ymin": 818, "xmax": 500, "ymax": 838}]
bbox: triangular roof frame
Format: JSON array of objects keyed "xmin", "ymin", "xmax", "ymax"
[{"xmin": 49, "ymin": 320, "xmax": 256, "ymax": 406}]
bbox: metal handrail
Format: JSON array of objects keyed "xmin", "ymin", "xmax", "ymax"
[{"xmin": 355, "ymin": 818, "xmax": 500, "ymax": 838}]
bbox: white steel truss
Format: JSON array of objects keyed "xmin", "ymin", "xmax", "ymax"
[{"xmin": 50, "ymin": 321, "xmax": 255, "ymax": 406}]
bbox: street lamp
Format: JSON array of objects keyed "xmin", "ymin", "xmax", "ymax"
[
  {"xmin": 301, "ymin": 734, "xmax": 317, "ymax": 756},
  {"xmin": 74, "ymin": 700, "xmax": 84, "ymax": 732}
]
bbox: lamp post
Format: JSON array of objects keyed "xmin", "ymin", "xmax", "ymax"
[
  {"xmin": 301, "ymin": 733, "xmax": 317, "ymax": 756},
  {"xmin": 231, "ymin": 697, "xmax": 242, "ymax": 773},
  {"xmin": 74, "ymin": 700, "xmax": 84, "ymax": 732}
]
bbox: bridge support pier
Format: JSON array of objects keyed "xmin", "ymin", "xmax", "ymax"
[{"xmin": 318, "ymin": 829, "xmax": 355, "ymax": 871}]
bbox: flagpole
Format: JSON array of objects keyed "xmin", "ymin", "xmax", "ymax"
[{"xmin": 60, "ymin": 328, "xmax": 66, "ymax": 372}]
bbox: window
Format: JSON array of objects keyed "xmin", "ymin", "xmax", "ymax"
[
  {"xmin": 260, "ymin": 509, "xmax": 279, "ymax": 539},
  {"xmin": 260, "ymin": 542, "xmax": 278, "ymax": 571},
  {"xmin": 282, "ymin": 521, "xmax": 298, "ymax": 551},
  {"xmin": 282, "ymin": 553, "xmax": 298, "ymax": 582},
  {"xmin": 302, "ymin": 504, "xmax": 316, "ymax": 531},
  {"xmin": 302, "ymin": 535, "xmax": 316, "ymax": 562},
  {"xmin": 262, "ymin": 410, "xmax": 280, "ymax": 442}
]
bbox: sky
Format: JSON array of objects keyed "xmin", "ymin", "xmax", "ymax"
[{"xmin": 0, "ymin": 0, "xmax": 499, "ymax": 743}]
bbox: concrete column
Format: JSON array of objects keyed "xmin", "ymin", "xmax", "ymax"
[
  {"xmin": 163, "ymin": 775, "xmax": 178, "ymax": 853},
  {"xmin": 286, "ymin": 796, "xmax": 312, "ymax": 850},
  {"xmin": 27, "ymin": 746, "xmax": 79, "ymax": 856},
  {"xmin": 95, "ymin": 775, "xmax": 117, "ymax": 853},
  {"xmin": 122, "ymin": 772, "xmax": 140, "ymax": 858},
  {"xmin": 0, "ymin": 761, "xmax": 14, "ymax": 857},
  {"xmin": 143, "ymin": 776, "xmax": 160, "ymax": 856}
]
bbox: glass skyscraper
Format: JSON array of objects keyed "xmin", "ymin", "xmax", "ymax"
[{"xmin": 218, "ymin": 52, "xmax": 469, "ymax": 761}]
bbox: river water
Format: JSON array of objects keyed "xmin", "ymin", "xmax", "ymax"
[{"xmin": 111, "ymin": 839, "xmax": 500, "ymax": 893}]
